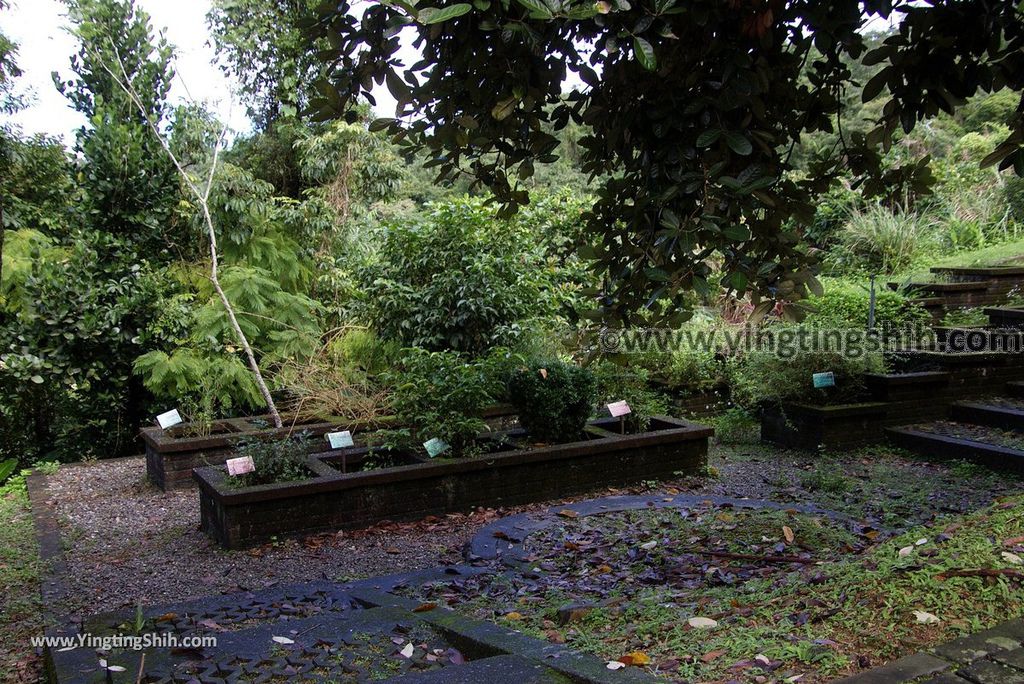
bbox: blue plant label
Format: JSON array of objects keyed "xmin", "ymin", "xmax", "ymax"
[
  {"xmin": 423, "ymin": 438, "xmax": 450, "ymax": 458},
  {"xmin": 812, "ymin": 372, "xmax": 836, "ymax": 389},
  {"xmin": 326, "ymin": 430, "xmax": 354, "ymax": 449},
  {"xmin": 156, "ymin": 409, "xmax": 183, "ymax": 429}
]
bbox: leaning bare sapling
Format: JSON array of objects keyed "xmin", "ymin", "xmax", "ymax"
[{"xmin": 100, "ymin": 46, "xmax": 283, "ymax": 428}]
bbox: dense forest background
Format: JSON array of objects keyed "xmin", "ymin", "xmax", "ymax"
[{"xmin": 1, "ymin": 0, "xmax": 1022, "ymax": 465}]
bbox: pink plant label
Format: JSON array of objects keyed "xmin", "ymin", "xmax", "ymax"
[
  {"xmin": 607, "ymin": 400, "xmax": 631, "ymax": 417},
  {"xmin": 226, "ymin": 456, "xmax": 255, "ymax": 476}
]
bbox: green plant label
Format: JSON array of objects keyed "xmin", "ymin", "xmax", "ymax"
[
  {"xmin": 423, "ymin": 438, "xmax": 450, "ymax": 458},
  {"xmin": 607, "ymin": 400, "xmax": 632, "ymax": 417},
  {"xmin": 226, "ymin": 455, "xmax": 255, "ymax": 476},
  {"xmin": 326, "ymin": 430, "xmax": 354, "ymax": 449},
  {"xmin": 812, "ymin": 372, "xmax": 836, "ymax": 389},
  {"xmin": 156, "ymin": 409, "xmax": 183, "ymax": 429}
]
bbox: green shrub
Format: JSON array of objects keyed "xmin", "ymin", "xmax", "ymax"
[
  {"xmin": 728, "ymin": 341, "xmax": 885, "ymax": 409},
  {"xmin": 228, "ymin": 433, "xmax": 313, "ymax": 487},
  {"xmin": 664, "ymin": 347, "xmax": 722, "ymax": 391},
  {"xmin": 0, "ymin": 458, "xmax": 17, "ymax": 485},
  {"xmin": 711, "ymin": 408, "xmax": 759, "ymax": 445},
  {"xmin": 385, "ymin": 348, "xmax": 504, "ymax": 457},
  {"xmin": 508, "ymin": 360, "xmax": 597, "ymax": 442},
  {"xmin": 330, "ymin": 327, "xmax": 399, "ymax": 377},
  {"xmin": 1005, "ymin": 177, "xmax": 1024, "ymax": 226},
  {"xmin": 361, "ymin": 197, "xmax": 561, "ymax": 355},
  {"xmin": 805, "ymin": 280, "xmax": 931, "ymax": 331},
  {"xmin": 940, "ymin": 307, "xmax": 988, "ymax": 327},
  {"xmin": 805, "ymin": 180, "xmax": 861, "ymax": 247},
  {"xmin": 592, "ymin": 361, "xmax": 668, "ymax": 432},
  {"xmin": 629, "ymin": 315, "xmax": 724, "ymax": 391}
]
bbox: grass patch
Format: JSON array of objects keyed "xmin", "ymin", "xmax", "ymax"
[
  {"xmin": 0, "ymin": 470, "xmax": 46, "ymax": 684},
  {"xmin": 407, "ymin": 495, "xmax": 1024, "ymax": 682}
]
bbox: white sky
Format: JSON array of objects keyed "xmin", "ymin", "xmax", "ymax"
[
  {"xmin": 1, "ymin": 0, "xmax": 260, "ymax": 145},
  {"xmin": 2, "ymin": 1, "xmax": 898, "ymax": 147}
]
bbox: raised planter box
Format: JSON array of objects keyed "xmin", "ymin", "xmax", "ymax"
[
  {"xmin": 195, "ymin": 416, "xmax": 712, "ymax": 549},
  {"xmin": 142, "ymin": 415, "xmax": 350, "ymax": 491},
  {"xmin": 143, "ymin": 406, "xmax": 518, "ymax": 491},
  {"xmin": 986, "ymin": 307, "xmax": 1024, "ymax": 329},
  {"xmin": 760, "ymin": 402, "xmax": 888, "ymax": 452},
  {"xmin": 886, "ymin": 426, "xmax": 1024, "ymax": 472}
]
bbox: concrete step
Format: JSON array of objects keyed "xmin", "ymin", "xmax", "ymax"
[
  {"xmin": 887, "ymin": 424, "xmax": 1024, "ymax": 473},
  {"xmin": 951, "ymin": 400, "xmax": 1024, "ymax": 431}
]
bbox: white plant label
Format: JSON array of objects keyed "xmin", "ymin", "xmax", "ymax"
[
  {"xmin": 156, "ymin": 409, "xmax": 183, "ymax": 429},
  {"xmin": 607, "ymin": 400, "xmax": 632, "ymax": 417},
  {"xmin": 326, "ymin": 430, "xmax": 354, "ymax": 449},
  {"xmin": 226, "ymin": 456, "xmax": 255, "ymax": 476}
]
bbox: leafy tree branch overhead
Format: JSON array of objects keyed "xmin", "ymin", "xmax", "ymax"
[{"xmin": 307, "ymin": 0, "xmax": 1024, "ymax": 323}]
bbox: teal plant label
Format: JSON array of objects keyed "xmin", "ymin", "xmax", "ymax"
[
  {"xmin": 326, "ymin": 430, "xmax": 354, "ymax": 449},
  {"xmin": 812, "ymin": 372, "xmax": 836, "ymax": 389},
  {"xmin": 423, "ymin": 438, "xmax": 450, "ymax": 458},
  {"xmin": 156, "ymin": 408, "xmax": 183, "ymax": 429}
]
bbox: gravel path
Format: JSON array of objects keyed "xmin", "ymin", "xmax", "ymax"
[
  {"xmin": 42, "ymin": 441, "xmax": 1022, "ymax": 618},
  {"xmin": 45, "ymin": 458, "xmax": 514, "ymax": 618}
]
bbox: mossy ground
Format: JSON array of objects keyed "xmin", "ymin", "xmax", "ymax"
[
  {"xmin": 404, "ymin": 446, "xmax": 1024, "ymax": 683},
  {"xmin": 0, "ymin": 472, "xmax": 47, "ymax": 684}
]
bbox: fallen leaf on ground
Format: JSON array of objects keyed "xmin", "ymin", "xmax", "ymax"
[
  {"xmin": 783, "ymin": 526, "xmax": 795, "ymax": 543},
  {"xmin": 688, "ymin": 617, "xmax": 718, "ymax": 629},
  {"xmin": 413, "ymin": 602, "xmax": 437, "ymax": 612},
  {"xmin": 913, "ymin": 610, "xmax": 941, "ymax": 624},
  {"xmin": 400, "ymin": 643, "xmax": 415, "ymax": 658},
  {"xmin": 701, "ymin": 650, "xmax": 725, "ymax": 663},
  {"xmin": 505, "ymin": 612, "xmax": 524, "ymax": 620},
  {"xmin": 606, "ymin": 661, "xmax": 626, "ymax": 670},
  {"xmin": 272, "ymin": 636, "xmax": 295, "ymax": 645},
  {"xmin": 619, "ymin": 651, "xmax": 651, "ymax": 666},
  {"xmin": 558, "ymin": 509, "xmax": 579, "ymax": 519},
  {"xmin": 1002, "ymin": 551, "xmax": 1023, "ymax": 565}
]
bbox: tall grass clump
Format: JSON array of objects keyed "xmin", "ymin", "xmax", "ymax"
[{"xmin": 830, "ymin": 204, "xmax": 939, "ymax": 275}]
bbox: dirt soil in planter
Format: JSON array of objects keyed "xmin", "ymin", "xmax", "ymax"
[
  {"xmin": 971, "ymin": 396, "xmax": 1024, "ymax": 412},
  {"xmin": 42, "ymin": 442, "xmax": 1020, "ymax": 621}
]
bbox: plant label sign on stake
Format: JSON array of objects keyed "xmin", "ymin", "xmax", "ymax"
[
  {"xmin": 608, "ymin": 400, "xmax": 631, "ymax": 434},
  {"xmin": 326, "ymin": 431, "xmax": 354, "ymax": 449},
  {"xmin": 608, "ymin": 400, "xmax": 631, "ymax": 417},
  {"xmin": 226, "ymin": 456, "xmax": 255, "ymax": 476},
  {"xmin": 156, "ymin": 409, "xmax": 183, "ymax": 430},
  {"xmin": 812, "ymin": 372, "xmax": 835, "ymax": 389},
  {"xmin": 423, "ymin": 438, "xmax": 450, "ymax": 458}
]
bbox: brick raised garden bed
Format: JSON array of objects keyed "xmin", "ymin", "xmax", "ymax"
[
  {"xmin": 142, "ymin": 406, "xmax": 518, "ymax": 491},
  {"xmin": 760, "ymin": 351, "xmax": 1024, "ymax": 452},
  {"xmin": 905, "ymin": 266, "xmax": 1024, "ymax": 321},
  {"xmin": 194, "ymin": 416, "xmax": 712, "ymax": 549},
  {"xmin": 760, "ymin": 401, "xmax": 889, "ymax": 451},
  {"xmin": 986, "ymin": 306, "xmax": 1024, "ymax": 329},
  {"xmin": 141, "ymin": 414, "xmax": 371, "ymax": 491}
]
